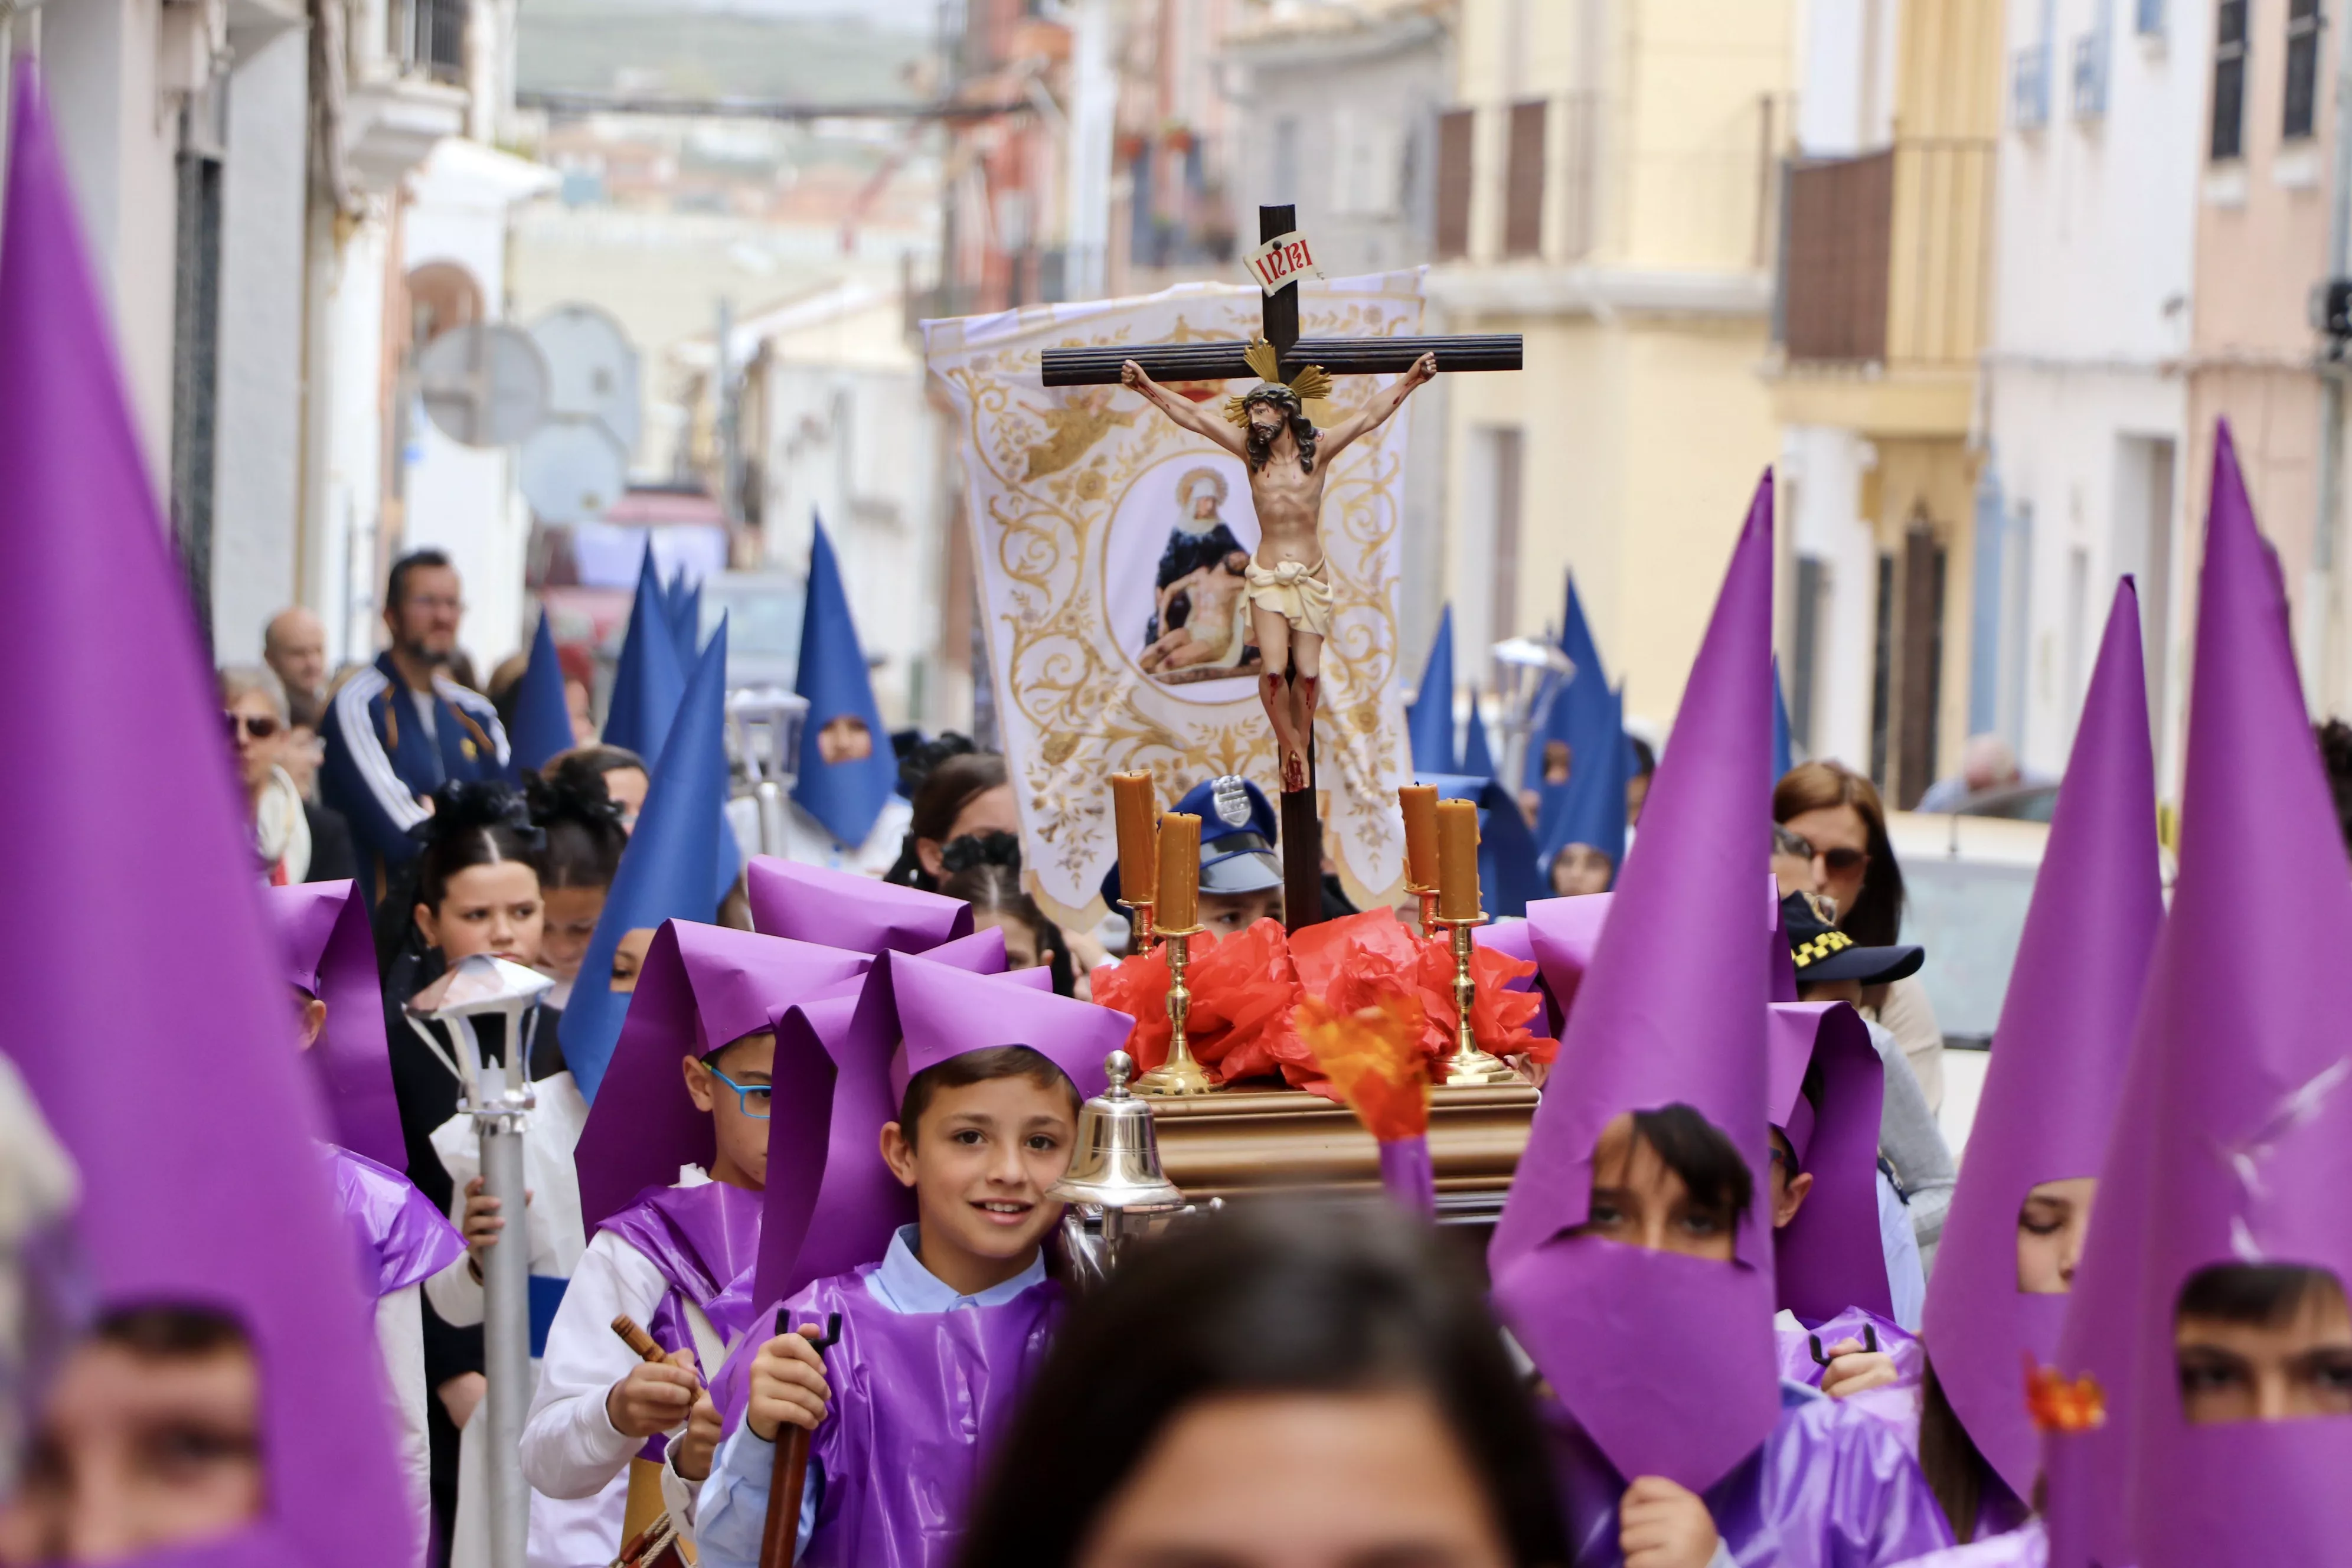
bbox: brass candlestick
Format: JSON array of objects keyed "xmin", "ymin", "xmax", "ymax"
[
  {"xmin": 1134, "ymin": 925, "xmax": 1217, "ymax": 1095},
  {"xmin": 1405, "ymin": 884, "xmax": 1441, "ymax": 940},
  {"xmin": 1122, "ymin": 898, "xmax": 1158, "ymax": 954},
  {"xmin": 1433, "ymin": 914, "xmax": 1516, "ymax": 1085}
]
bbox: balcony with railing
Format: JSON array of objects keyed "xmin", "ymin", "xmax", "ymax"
[{"xmin": 1779, "ymin": 150, "xmax": 1893, "ymax": 364}]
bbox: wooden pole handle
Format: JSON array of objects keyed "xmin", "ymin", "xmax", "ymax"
[
  {"xmin": 610, "ymin": 1315, "xmax": 665, "ymax": 1364},
  {"xmin": 753, "ymin": 1311, "xmax": 840, "ymax": 1568}
]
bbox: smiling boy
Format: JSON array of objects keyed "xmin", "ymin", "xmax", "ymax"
[{"xmin": 694, "ymin": 951, "xmax": 1130, "ymax": 1568}]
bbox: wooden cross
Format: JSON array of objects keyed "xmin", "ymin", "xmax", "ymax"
[{"xmin": 1043, "ymin": 205, "xmax": 1524, "ymax": 931}]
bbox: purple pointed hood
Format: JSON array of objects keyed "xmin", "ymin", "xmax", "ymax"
[
  {"xmin": 746, "ymin": 856, "xmax": 975, "ymax": 955},
  {"xmin": 1523, "ymin": 891, "xmax": 1613, "ymax": 1030},
  {"xmin": 268, "ymin": 882, "xmax": 406, "ymax": 1172},
  {"xmin": 573, "ymin": 922, "xmax": 871, "ymax": 1231},
  {"xmin": 1488, "ymin": 473, "xmax": 1781, "ymax": 1492},
  {"xmin": 750, "ymin": 944, "xmax": 1126, "ymax": 1312},
  {"xmin": 1767, "ymin": 1001, "xmax": 1891, "ymax": 1324},
  {"xmin": 0, "ymin": 62, "xmax": 409, "ymax": 1566},
  {"xmin": 2046, "ymin": 427, "xmax": 2352, "ymax": 1568},
  {"xmin": 1927, "ymin": 579, "xmax": 2159, "ymax": 1508}
]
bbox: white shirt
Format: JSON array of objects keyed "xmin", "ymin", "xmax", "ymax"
[
  {"xmin": 694, "ymin": 1226, "xmax": 1049, "ymax": 1568},
  {"xmin": 778, "ymin": 795, "xmax": 911, "ymax": 879}
]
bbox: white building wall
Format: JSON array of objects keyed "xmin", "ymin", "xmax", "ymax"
[
  {"xmin": 44, "ymin": 0, "xmax": 179, "ymax": 493},
  {"xmin": 308, "ymin": 208, "xmax": 393, "ymax": 665},
  {"xmin": 1983, "ymin": 0, "xmax": 2205, "ymax": 782},
  {"xmin": 212, "ymin": 25, "xmax": 311, "ymax": 658}
]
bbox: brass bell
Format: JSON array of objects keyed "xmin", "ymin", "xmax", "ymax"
[{"xmin": 1049, "ymin": 1050, "xmax": 1185, "ymax": 1212}]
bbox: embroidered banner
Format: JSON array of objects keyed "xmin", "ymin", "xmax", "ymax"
[{"xmin": 922, "ymin": 273, "xmax": 1420, "ymax": 925}]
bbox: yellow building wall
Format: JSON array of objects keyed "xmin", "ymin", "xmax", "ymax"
[
  {"xmin": 1446, "ymin": 313, "xmax": 1782, "ymax": 728},
  {"xmin": 1440, "ymin": 0, "xmax": 1793, "ymax": 730}
]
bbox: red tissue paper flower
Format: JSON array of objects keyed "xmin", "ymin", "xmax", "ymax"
[
  {"xmin": 1087, "ymin": 919, "xmax": 1303, "ymax": 1086},
  {"xmin": 1279, "ymin": 912, "xmax": 1435, "ymax": 1095}
]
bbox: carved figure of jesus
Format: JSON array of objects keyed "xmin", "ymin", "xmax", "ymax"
[{"xmin": 1121, "ymin": 348, "xmax": 1438, "ymax": 792}]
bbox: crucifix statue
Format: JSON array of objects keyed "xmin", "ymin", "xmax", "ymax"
[
  {"xmin": 1043, "ymin": 204, "xmax": 1523, "ymax": 930},
  {"xmin": 1119, "ymin": 340, "xmax": 1436, "ymax": 796}
]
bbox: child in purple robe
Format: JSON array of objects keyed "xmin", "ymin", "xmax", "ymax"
[
  {"xmin": 269, "ymin": 880, "xmax": 468, "ymax": 1559},
  {"xmin": 521, "ymin": 922, "xmax": 868, "ymax": 1555},
  {"xmin": 694, "ymin": 950, "xmax": 1129, "ymax": 1568},
  {"xmin": 1491, "ymin": 479, "xmax": 1952, "ymax": 1568}
]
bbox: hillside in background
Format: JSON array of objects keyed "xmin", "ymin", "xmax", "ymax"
[{"xmin": 518, "ymin": 0, "xmax": 937, "ymax": 103}]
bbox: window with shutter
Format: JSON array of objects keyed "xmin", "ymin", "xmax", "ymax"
[
  {"xmin": 1504, "ymin": 99, "xmax": 1547, "ymax": 259},
  {"xmin": 2284, "ymin": 0, "xmax": 2320, "ymax": 140},
  {"xmin": 1435, "ymin": 109, "xmax": 1474, "ymax": 260},
  {"xmin": 2213, "ymin": 0, "xmax": 2248, "ymax": 160}
]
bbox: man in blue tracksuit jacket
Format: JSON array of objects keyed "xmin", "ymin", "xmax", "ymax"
[{"xmin": 320, "ymin": 549, "xmax": 515, "ymax": 894}]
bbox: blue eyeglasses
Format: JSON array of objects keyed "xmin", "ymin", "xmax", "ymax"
[{"xmin": 707, "ymin": 1067, "xmax": 773, "ymax": 1121}]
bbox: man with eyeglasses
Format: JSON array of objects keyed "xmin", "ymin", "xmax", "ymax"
[{"xmin": 319, "ymin": 549, "xmax": 514, "ymax": 893}]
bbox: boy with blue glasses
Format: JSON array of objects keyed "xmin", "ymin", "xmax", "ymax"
[{"xmin": 520, "ymin": 922, "xmax": 871, "ymax": 1559}]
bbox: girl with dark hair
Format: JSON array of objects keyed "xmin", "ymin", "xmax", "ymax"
[
  {"xmin": 938, "ymin": 834, "xmax": 1076, "ymax": 995},
  {"xmin": 956, "ymin": 1203, "xmax": 1568, "ymax": 1568},
  {"xmin": 1773, "ymin": 760, "xmax": 1948, "ymax": 1116},
  {"xmin": 373, "ymin": 781, "xmax": 564, "ymax": 1537},
  {"xmin": 887, "ymin": 750, "xmax": 1017, "ymax": 890},
  {"xmin": 524, "ymin": 763, "xmax": 629, "ymax": 1007}
]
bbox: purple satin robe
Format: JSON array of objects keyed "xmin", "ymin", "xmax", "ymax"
[
  {"xmin": 711, "ymin": 1265, "xmax": 1062, "ymax": 1568},
  {"xmin": 1548, "ymin": 1384, "xmax": 1954, "ymax": 1567},
  {"xmin": 326, "ymin": 1144, "xmax": 463, "ymax": 1300},
  {"xmin": 597, "ymin": 1178, "xmax": 766, "ymax": 1460},
  {"xmin": 1774, "ymin": 1306, "xmax": 1925, "ymax": 1449}
]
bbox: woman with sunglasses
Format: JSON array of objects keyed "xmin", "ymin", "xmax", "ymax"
[
  {"xmin": 1774, "ymin": 760, "xmax": 1947, "ymax": 1116},
  {"xmin": 220, "ymin": 665, "xmax": 357, "ymax": 886}
]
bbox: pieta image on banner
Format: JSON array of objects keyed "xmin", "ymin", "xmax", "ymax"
[{"xmin": 922, "ymin": 272, "xmax": 1421, "ymax": 925}]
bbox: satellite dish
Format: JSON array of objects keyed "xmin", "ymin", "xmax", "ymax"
[
  {"xmin": 530, "ymin": 303, "xmax": 642, "ymax": 452},
  {"xmin": 416, "ymin": 324, "xmax": 550, "ymax": 448},
  {"xmin": 520, "ymin": 416, "xmax": 631, "ymax": 525}
]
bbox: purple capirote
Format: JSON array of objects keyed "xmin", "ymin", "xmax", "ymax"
[
  {"xmin": 2046, "ymin": 424, "xmax": 2352, "ymax": 1568},
  {"xmin": 0, "ymin": 61, "xmax": 412, "ymax": 1567},
  {"xmin": 1922, "ymin": 578, "xmax": 2160, "ymax": 1510},
  {"xmin": 746, "ymin": 857, "xmax": 975, "ymax": 955},
  {"xmin": 1488, "ymin": 473, "xmax": 1782, "ymax": 1493},
  {"xmin": 1768, "ymin": 1001, "xmax": 1894, "ymax": 1325},
  {"xmin": 573, "ymin": 920, "xmax": 870, "ymax": 1233},
  {"xmin": 269, "ymin": 881, "xmax": 408, "ymax": 1172}
]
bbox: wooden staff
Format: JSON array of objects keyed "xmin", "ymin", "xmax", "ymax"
[
  {"xmin": 608, "ymin": 1317, "xmax": 691, "ymax": 1568},
  {"xmin": 757, "ymin": 1311, "xmax": 842, "ymax": 1568}
]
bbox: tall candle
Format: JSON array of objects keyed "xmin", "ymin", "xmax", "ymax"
[
  {"xmin": 1399, "ymin": 785, "xmax": 1439, "ymax": 888},
  {"xmin": 1110, "ymin": 772, "xmax": 1158, "ymax": 903},
  {"xmin": 1155, "ymin": 812, "xmax": 1201, "ymax": 931},
  {"xmin": 1436, "ymin": 798, "xmax": 1481, "ymax": 922}
]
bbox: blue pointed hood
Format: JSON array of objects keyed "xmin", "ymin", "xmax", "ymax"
[
  {"xmin": 1461, "ymin": 691, "xmax": 1496, "ymax": 779},
  {"xmin": 603, "ymin": 545, "xmax": 687, "ymax": 767},
  {"xmin": 792, "ymin": 517, "xmax": 897, "ymax": 848},
  {"xmin": 561, "ymin": 624, "xmax": 734, "ymax": 1097},
  {"xmin": 510, "ymin": 609, "xmax": 576, "ymax": 774},
  {"xmin": 665, "ymin": 569, "xmax": 702, "ymax": 668},
  {"xmin": 1405, "ymin": 606, "xmax": 1459, "ymax": 774},
  {"xmin": 1532, "ymin": 577, "xmax": 1626, "ymax": 870}
]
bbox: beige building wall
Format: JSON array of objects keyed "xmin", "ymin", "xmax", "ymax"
[
  {"xmin": 2182, "ymin": 0, "xmax": 2335, "ymax": 712},
  {"xmin": 1433, "ymin": 0, "xmax": 1791, "ymax": 731}
]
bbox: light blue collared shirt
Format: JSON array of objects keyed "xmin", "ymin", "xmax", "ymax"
[{"xmin": 694, "ymin": 1228, "xmax": 1049, "ymax": 1568}]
